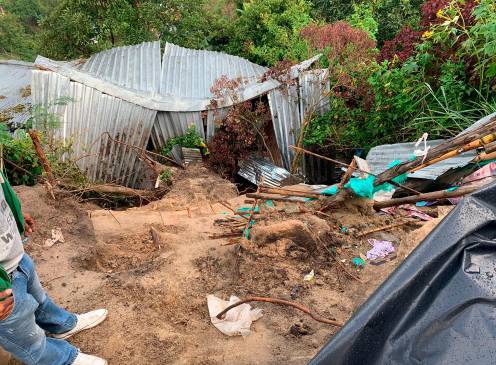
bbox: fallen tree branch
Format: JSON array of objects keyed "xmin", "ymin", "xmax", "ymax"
[
  {"xmin": 373, "ymin": 185, "xmax": 480, "ymax": 210},
  {"xmin": 215, "ymin": 296, "xmax": 343, "ymax": 327},
  {"xmin": 28, "ymin": 130, "xmax": 56, "ymax": 199},
  {"xmin": 60, "ymin": 182, "xmax": 157, "ymax": 200}
]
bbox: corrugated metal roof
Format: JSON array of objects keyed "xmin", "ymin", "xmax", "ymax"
[
  {"xmin": 80, "ymin": 41, "xmax": 161, "ymax": 94},
  {"xmin": 366, "ymin": 140, "xmax": 477, "ymax": 180},
  {"xmin": 0, "ymin": 61, "xmax": 34, "ymax": 128},
  {"xmin": 238, "ymin": 156, "xmax": 301, "ymax": 188},
  {"xmin": 33, "ymin": 42, "xmax": 322, "ymax": 186},
  {"xmin": 36, "ymin": 46, "xmax": 320, "ymax": 112},
  {"xmin": 160, "ymin": 43, "xmax": 268, "ymax": 99}
]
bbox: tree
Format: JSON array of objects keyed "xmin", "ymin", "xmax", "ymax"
[
  {"xmin": 226, "ymin": 0, "xmax": 313, "ymax": 66},
  {"xmin": 37, "ymin": 0, "xmax": 213, "ymax": 60},
  {"xmin": 0, "ymin": 11, "xmax": 36, "ymax": 60}
]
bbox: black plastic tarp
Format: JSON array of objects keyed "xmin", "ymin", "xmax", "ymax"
[{"xmin": 311, "ymin": 183, "xmax": 496, "ymax": 365}]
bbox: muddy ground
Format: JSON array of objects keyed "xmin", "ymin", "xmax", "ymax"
[{"xmin": 8, "ymin": 166, "xmax": 450, "ymax": 365}]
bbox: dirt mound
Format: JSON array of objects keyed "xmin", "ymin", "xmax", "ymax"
[{"xmin": 151, "ymin": 165, "xmax": 238, "ymax": 211}]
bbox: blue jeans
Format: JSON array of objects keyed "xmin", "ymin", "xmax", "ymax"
[{"xmin": 0, "ymin": 254, "xmax": 78, "ymax": 365}]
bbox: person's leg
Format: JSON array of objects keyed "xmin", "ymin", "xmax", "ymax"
[
  {"xmin": 17, "ymin": 255, "xmax": 77, "ymax": 334},
  {"xmin": 0, "ymin": 262, "xmax": 78, "ymax": 365}
]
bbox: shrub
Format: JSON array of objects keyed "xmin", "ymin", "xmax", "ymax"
[
  {"xmin": 2, "ymin": 131, "xmax": 42, "ymax": 186},
  {"xmin": 208, "ymin": 101, "xmax": 272, "ymax": 178},
  {"xmin": 161, "ymin": 126, "xmax": 205, "ymax": 156},
  {"xmin": 379, "ymin": 27, "xmax": 422, "ymax": 63}
]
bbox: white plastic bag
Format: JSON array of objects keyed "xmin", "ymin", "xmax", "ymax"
[{"xmin": 207, "ymin": 295, "xmax": 263, "ymax": 337}]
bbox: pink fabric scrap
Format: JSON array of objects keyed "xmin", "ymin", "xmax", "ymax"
[{"xmin": 367, "ymin": 239, "xmax": 395, "ymax": 261}]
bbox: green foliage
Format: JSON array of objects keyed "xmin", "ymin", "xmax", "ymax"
[
  {"xmin": 159, "ymin": 168, "xmax": 173, "ymax": 184},
  {"xmin": 305, "ymin": 0, "xmax": 496, "ymax": 152},
  {"xmin": 373, "ymin": 0, "xmax": 424, "ymax": 45},
  {"xmin": 161, "ymin": 126, "xmax": 205, "ymax": 156},
  {"xmin": 310, "ymin": 0, "xmax": 355, "ymax": 21},
  {"xmin": 2, "ymin": 131, "xmax": 42, "ymax": 186},
  {"xmin": 38, "ymin": 0, "xmax": 212, "ymax": 60},
  {"xmin": 0, "ymin": 12, "xmax": 36, "ymax": 60},
  {"xmin": 226, "ymin": 0, "xmax": 313, "ymax": 66},
  {"xmin": 348, "ymin": 4, "xmax": 379, "ymax": 40},
  {"xmin": 0, "ymin": 0, "xmax": 50, "ymax": 60}
]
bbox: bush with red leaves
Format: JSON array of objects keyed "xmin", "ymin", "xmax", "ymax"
[
  {"xmin": 301, "ymin": 21, "xmax": 376, "ymax": 66},
  {"xmin": 301, "ymin": 21, "xmax": 377, "ymax": 110},
  {"xmin": 208, "ymin": 101, "xmax": 272, "ymax": 178},
  {"xmin": 379, "ymin": 27, "xmax": 423, "ymax": 63}
]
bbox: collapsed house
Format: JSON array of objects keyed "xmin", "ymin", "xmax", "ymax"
[{"xmin": 32, "ymin": 41, "xmax": 328, "ymax": 188}]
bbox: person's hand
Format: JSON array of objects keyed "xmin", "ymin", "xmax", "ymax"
[
  {"xmin": 0, "ymin": 290, "xmax": 14, "ymax": 320},
  {"xmin": 23, "ymin": 213, "xmax": 35, "ymax": 236}
]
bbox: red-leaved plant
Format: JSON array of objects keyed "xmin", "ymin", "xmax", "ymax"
[{"xmin": 379, "ymin": 27, "xmax": 423, "ymax": 63}]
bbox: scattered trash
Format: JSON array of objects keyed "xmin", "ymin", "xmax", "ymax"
[
  {"xmin": 304, "ymin": 270, "xmax": 315, "ymax": 282},
  {"xmin": 352, "ymin": 257, "xmax": 366, "ymax": 268},
  {"xmin": 366, "ymin": 239, "xmax": 395, "ymax": 262},
  {"xmin": 44, "ymin": 228, "xmax": 64, "ymax": 247},
  {"xmin": 207, "ymin": 295, "xmax": 263, "ymax": 337},
  {"xmin": 340, "ymin": 226, "xmax": 349, "ymax": 234}
]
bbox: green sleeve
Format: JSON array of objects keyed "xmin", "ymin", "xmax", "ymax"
[{"xmin": 1, "ymin": 172, "xmax": 25, "ymax": 236}]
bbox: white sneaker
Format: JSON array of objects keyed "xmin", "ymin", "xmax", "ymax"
[
  {"xmin": 72, "ymin": 352, "xmax": 107, "ymax": 365},
  {"xmin": 52, "ymin": 309, "xmax": 108, "ymax": 340}
]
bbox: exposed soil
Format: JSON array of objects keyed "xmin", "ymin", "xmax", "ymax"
[{"xmin": 7, "ymin": 166, "xmax": 449, "ymax": 365}]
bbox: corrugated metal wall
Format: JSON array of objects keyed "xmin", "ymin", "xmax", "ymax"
[
  {"xmin": 32, "ymin": 70, "xmax": 157, "ymax": 188},
  {"xmin": 268, "ymin": 69, "xmax": 331, "ymax": 172},
  {"xmin": 268, "ymin": 84, "xmax": 300, "ymax": 171}
]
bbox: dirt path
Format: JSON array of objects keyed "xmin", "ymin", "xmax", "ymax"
[{"xmin": 9, "ymin": 168, "xmax": 448, "ymax": 365}]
